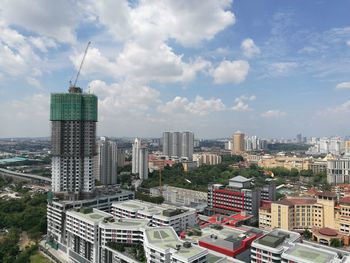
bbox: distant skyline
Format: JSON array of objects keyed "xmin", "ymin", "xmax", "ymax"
[{"xmin": 0, "ymin": 0, "xmax": 350, "ymax": 138}]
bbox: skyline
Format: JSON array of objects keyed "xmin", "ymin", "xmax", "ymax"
[{"xmin": 1, "ymin": 1, "xmax": 350, "ymax": 138}]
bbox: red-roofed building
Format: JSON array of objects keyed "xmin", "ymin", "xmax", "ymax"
[{"xmin": 182, "ymin": 224, "xmax": 263, "ymax": 258}]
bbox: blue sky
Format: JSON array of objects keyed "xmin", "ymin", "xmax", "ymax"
[{"xmin": 0, "ymin": 0, "xmax": 350, "ymax": 139}]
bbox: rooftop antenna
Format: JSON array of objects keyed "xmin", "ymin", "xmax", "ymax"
[{"xmin": 69, "ymin": 41, "xmax": 91, "ymax": 89}]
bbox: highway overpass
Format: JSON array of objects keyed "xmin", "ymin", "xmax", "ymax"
[{"xmin": 0, "ymin": 168, "xmax": 51, "ymax": 184}]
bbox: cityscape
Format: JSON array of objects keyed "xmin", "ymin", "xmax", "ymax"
[{"xmin": 1, "ymin": 1, "xmax": 350, "ymax": 263}]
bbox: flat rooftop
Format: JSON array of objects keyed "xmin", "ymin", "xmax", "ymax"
[
  {"xmin": 145, "ymin": 227, "xmax": 206, "ymax": 259},
  {"xmin": 114, "ymin": 200, "xmax": 193, "ymax": 218},
  {"xmin": 100, "ymin": 218, "xmax": 149, "ymax": 230},
  {"xmin": 53, "ymin": 188, "xmax": 133, "ymax": 204},
  {"xmin": 67, "ymin": 208, "xmax": 110, "ymax": 223},
  {"xmin": 255, "ymin": 229, "xmax": 300, "ymax": 249},
  {"xmin": 283, "ymin": 243, "xmax": 337, "ymax": 263}
]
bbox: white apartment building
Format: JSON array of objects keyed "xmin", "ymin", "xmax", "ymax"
[
  {"xmin": 64, "ymin": 208, "xmax": 215, "ymax": 263},
  {"xmin": 132, "ymin": 138, "xmax": 149, "ymax": 180},
  {"xmin": 111, "ymin": 200, "xmax": 197, "ymax": 232},
  {"xmin": 47, "ymin": 188, "xmax": 134, "ymax": 248}
]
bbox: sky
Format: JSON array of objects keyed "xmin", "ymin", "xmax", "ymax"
[{"xmin": 0, "ymin": 0, "xmax": 350, "ymax": 139}]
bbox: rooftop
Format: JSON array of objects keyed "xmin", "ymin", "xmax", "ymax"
[
  {"xmin": 283, "ymin": 243, "xmax": 338, "ymax": 263},
  {"xmin": 67, "ymin": 208, "xmax": 110, "ymax": 224},
  {"xmin": 230, "ymin": 176, "xmax": 251, "ymax": 183},
  {"xmin": 145, "ymin": 227, "xmax": 206, "ymax": 259},
  {"xmin": 317, "ymin": 191, "xmax": 337, "ymax": 198},
  {"xmin": 275, "ymin": 198, "xmax": 316, "ymax": 207},
  {"xmin": 100, "ymin": 218, "xmax": 150, "ymax": 230},
  {"xmin": 113, "ymin": 200, "xmax": 193, "ymax": 218},
  {"xmin": 254, "ymin": 229, "xmax": 300, "ymax": 249},
  {"xmin": 340, "ymin": 197, "xmax": 350, "ymax": 205}
]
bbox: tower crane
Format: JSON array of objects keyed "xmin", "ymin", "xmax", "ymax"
[{"xmin": 69, "ymin": 41, "xmax": 91, "ymax": 89}]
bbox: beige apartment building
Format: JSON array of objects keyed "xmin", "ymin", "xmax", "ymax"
[
  {"xmin": 259, "ymin": 192, "xmax": 350, "ymax": 246},
  {"xmin": 193, "ymin": 153, "xmax": 222, "ymax": 167}
]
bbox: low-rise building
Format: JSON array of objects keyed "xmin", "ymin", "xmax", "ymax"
[
  {"xmin": 182, "ymin": 224, "xmax": 262, "ymax": 259},
  {"xmin": 111, "ymin": 200, "xmax": 197, "ymax": 232},
  {"xmin": 144, "ymin": 227, "xmax": 208, "ymax": 263},
  {"xmin": 259, "ymin": 192, "xmax": 338, "ymax": 232},
  {"xmin": 47, "ymin": 187, "xmax": 134, "ymax": 249},
  {"xmin": 150, "ymin": 185, "xmax": 207, "ymax": 208},
  {"xmin": 64, "ymin": 208, "xmax": 219, "ymax": 263},
  {"xmin": 251, "ymin": 229, "xmax": 350, "ymax": 263},
  {"xmin": 251, "ymin": 229, "xmax": 300, "ymax": 262}
]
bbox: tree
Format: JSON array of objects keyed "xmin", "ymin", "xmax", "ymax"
[
  {"xmin": 330, "ymin": 238, "xmax": 342, "ymax": 248},
  {"xmin": 303, "ymin": 229, "xmax": 312, "ymax": 240}
]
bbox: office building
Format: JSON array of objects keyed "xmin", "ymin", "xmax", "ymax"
[
  {"xmin": 207, "ymin": 176, "xmax": 276, "ymax": 216},
  {"xmin": 162, "ymin": 131, "xmax": 194, "ymax": 160},
  {"xmin": 132, "ymin": 138, "xmax": 148, "ymax": 180},
  {"xmin": 232, "ymin": 131, "xmax": 245, "ymax": 154},
  {"xmin": 50, "ymin": 87, "xmax": 97, "ymax": 198},
  {"xmin": 111, "ymin": 199, "xmax": 197, "ymax": 232},
  {"xmin": 97, "ymin": 137, "xmax": 118, "ymax": 185}
]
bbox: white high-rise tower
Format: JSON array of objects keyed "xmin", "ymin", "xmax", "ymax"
[{"xmin": 132, "ymin": 138, "xmax": 148, "ymax": 180}]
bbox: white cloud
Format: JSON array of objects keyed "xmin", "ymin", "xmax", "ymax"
[
  {"xmin": 88, "ymin": 0, "xmax": 235, "ymax": 46},
  {"xmin": 0, "ymin": 0, "xmax": 78, "ymax": 43},
  {"xmin": 29, "ymin": 36, "xmax": 57, "ymax": 52},
  {"xmin": 72, "ymin": 43, "xmax": 211, "ymax": 84},
  {"xmin": 336, "ymin": 81, "xmax": 350, "ymax": 90},
  {"xmin": 241, "ymin": 38, "xmax": 260, "ymax": 58},
  {"xmin": 268, "ymin": 62, "xmax": 297, "ymax": 76},
  {"xmin": 261, "ymin": 110, "xmax": 286, "ymax": 118},
  {"xmin": 347, "ymin": 40, "xmax": 350, "ymax": 47},
  {"xmin": 211, "ymin": 60, "xmax": 249, "ymax": 84},
  {"xmin": 157, "ymin": 96, "xmax": 226, "ymax": 116},
  {"xmin": 88, "ymin": 80, "xmax": 160, "ymax": 117},
  {"xmin": 232, "ymin": 95, "xmax": 256, "ymax": 112},
  {"xmin": 75, "ymin": 0, "xmax": 234, "ymax": 85}
]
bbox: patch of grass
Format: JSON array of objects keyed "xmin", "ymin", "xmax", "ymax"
[{"xmin": 30, "ymin": 252, "xmax": 52, "ymax": 263}]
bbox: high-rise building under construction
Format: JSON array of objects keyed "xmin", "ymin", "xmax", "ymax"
[{"xmin": 50, "ymin": 87, "xmax": 97, "ymax": 198}]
